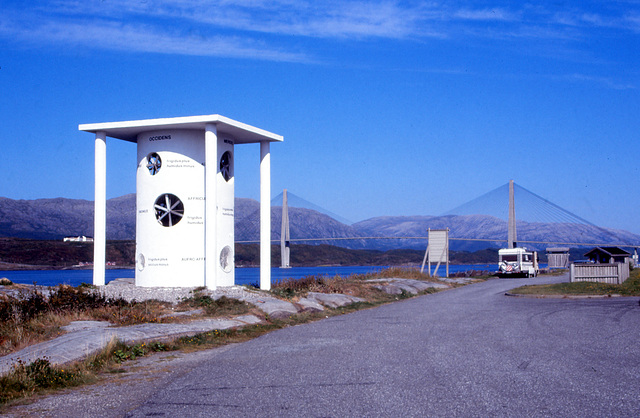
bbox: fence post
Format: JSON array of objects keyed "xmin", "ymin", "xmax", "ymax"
[{"xmin": 570, "ymin": 263, "xmax": 575, "ymax": 283}]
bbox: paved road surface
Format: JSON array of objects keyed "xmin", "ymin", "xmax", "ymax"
[{"xmin": 7, "ymin": 274, "xmax": 640, "ymax": 417}]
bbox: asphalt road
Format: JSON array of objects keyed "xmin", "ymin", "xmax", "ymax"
[{"xmin": 8, "ymin": 274, "xmax": 640, "ymax": 417}]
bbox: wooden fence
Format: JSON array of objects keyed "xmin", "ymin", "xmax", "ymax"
[{"xmin": 570, "ymin": 262, "xmax": 630, "ymax": 284}]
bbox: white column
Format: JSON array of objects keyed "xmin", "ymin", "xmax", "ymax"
[
  {"xmin": 93, "ymin": 131, "xmax": 107, "ymax": 286},
  {"xmin": 260, "ymin": 141, "xmax": 271, "ymax": 290},
  {"xmin": 205, "ymin": 123, "xmax": 218, "ymax": 290}
]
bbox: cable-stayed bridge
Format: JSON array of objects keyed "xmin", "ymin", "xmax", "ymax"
[{"xmin": 235, "ymin": 183, "xmax": 640, "ymax": 251}]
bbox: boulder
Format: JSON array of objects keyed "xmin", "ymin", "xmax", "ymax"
[
  {"xmin": 367, "ymin": 278, "xmax": 449, "ymax": 295},
  {"xmin": 296, "ymin": 297, "xmax": 325, "ymax": 313},
  {"xmin": 250, "ymin": 297, "xmax": 299, "ymax": 319},
  {"xmin": 306, "ymin": 292, "xmax": 365, "ymax": 308}
]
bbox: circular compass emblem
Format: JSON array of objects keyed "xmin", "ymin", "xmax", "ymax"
[
  {"xmin": 220, "ymin": 151, "xmax": 232, "ymax": 182},
  {"xmin": 220, "ymin": 245, "xmax": 233, "ymax": 273},
  {"xmin": 137, "ymin": 253, "xmax": 146, "ymax": 271},
  {"xmin": 154, "ymin": 193, "xmax": 184, "ymax": 227},
  {"xmin": 146, "ymin": 152, "xmax": 162, "ymax": 175}
]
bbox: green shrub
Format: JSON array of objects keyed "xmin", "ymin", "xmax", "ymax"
[
  {"xmin": 0, "ymin": 357, "xmax": 82, "ymax": 405},
  {"xmin": 179, "ymin": 294, "xmax": 250, "ymax": 317}
]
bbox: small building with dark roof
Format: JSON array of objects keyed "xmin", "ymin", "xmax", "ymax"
[{"xmin": 583, "ymin": 247, "xmax": 631, "ymax": 264}]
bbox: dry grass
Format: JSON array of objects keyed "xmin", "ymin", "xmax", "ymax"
[
  {"xmin": 0, "ymin": 286, "xmax": 177, "ymax": 356},
  {"xmin": 272, "ymin": 267, "xmax": 438, "ymax": 300},
  {"xmin": 1, "ymin": 310, "xmax": 90, "ymax": 356},
  {"xmin": 358, "ymin": 267, "xmax": 433, "ymax": 281},
  {"xmin": 0, "ymin": 337, "xmax": 171, "ymax": 407},
  {"xmin": 177, "ymin": 292, "xmax": 252, "ymax": 317}
]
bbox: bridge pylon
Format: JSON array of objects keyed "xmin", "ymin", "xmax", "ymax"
[
  {"xmin": 508, "ymin": 179, "xmax": 517, "ymax": 248},
  {"xmin": 280, "ymin": 189, "xmax": 291, "ymax": 268}
]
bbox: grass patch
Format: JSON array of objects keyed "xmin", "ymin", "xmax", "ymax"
[
  {"xmin": 510, "ymin": 268, "xmax": 640, "ymax": 296},
  {"xmin": 351, "ymin": 267, "xmax": 434, "ymax": 281},
  {"xmin": 0, "ymin": 357, "xmax": 86, "ymax": 405},
  {"xmin": 176, "ymin": 322, "xmax": 284, "ymax": 349},
  {"xmin": 271, "ymin": 267, "xmax": 442, "ymax": 300},
  {"xmin": 0, "ymin": 286, "xmax": 178, "ymax": 356},
  {"xmin": 0, "ymin": 338, "xmax": 171, "ymax": 408},
  {"xmin": 178, "ymin": 292, "xmax": 251, "ymax": 317},
  {"xmin": 271, "ymin": 275, "xmax": 346, "ymax": 298}
]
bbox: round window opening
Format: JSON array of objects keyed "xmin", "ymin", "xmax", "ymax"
[
  {"xmin": 154, "ymin": 194, "xmax": 184, "ymax": 227},
  {"xmin": 220, "ymin": 151, "xmax": 232, "ymax": 182},
  {"xmin": 146, "ymin": 152, "xmax": 162, "ymax": 175},
  {"xmin": 220, "ymin": 245, "xmax": 232, "ymax": 273}
]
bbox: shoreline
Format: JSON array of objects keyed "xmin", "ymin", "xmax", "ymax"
[
  {"xmin": 0, "ymin": 262, "xmax": 497, "ymax": 272},
  {"xmin": 0, "ymin": 262, "xmax": 134, "ymax": 271}
]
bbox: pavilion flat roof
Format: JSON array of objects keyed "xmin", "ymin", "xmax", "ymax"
[{"xmin": 79, "ymin": 114, "xmax": 283, "ymax": 144}]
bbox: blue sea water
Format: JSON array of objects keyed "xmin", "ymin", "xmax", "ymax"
[{"xmin": 0, "ymin": 264, "xmax": 497, "ymax": 288}]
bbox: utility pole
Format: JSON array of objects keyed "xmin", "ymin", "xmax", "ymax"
[{"xmin": 508, "ymin": 179, "xmax": 517, "ymax": 249}]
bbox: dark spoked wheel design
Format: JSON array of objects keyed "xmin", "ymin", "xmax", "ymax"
[
  {"xmin": 154, "ymin": 194, "xmax": 184, "ymax": 227},
  {"xmin": 220, "ymin": 151, "xmax": 232, "ymax": 182},
  {"xmin": 147, "ymin": 152, "xmax": 162, "ymax": 175}
]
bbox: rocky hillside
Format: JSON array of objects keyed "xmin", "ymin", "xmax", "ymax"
[
  {"xmin": 0, "ymin": 195, "xmax": 135, "ymax": 240},
  {"xmin": 353, "ymin": 214, "xmax": 640, "ymax": 251},
  {"xmin": 0, "ymin": 195, "xmax": 638, "ymax": 251},
  {"xmin": 0, "ymin": 195, "xmax": 365, "ymax": 245}
]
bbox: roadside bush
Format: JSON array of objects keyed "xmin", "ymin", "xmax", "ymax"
[
  {"xmin": 180, "ymin": 292, "xmax": 250, "ymax": 317},
  {"xmin": 0, "ymin": 285, "xmax": 130, "ymax": 324},
  {"xmin": 272, "ymin": 275, "xmax": 327, "ymax": 297},
  {"xmin": 0, "ymin": 357, "xmax": 83, "ymax": 405},
  {"xmin": 0, "ymin": 290, "xmax": 48, "ymax": 323},
  {"xmin": 48, "ymin": 285, "xmax": 112, "ymax": 312}
]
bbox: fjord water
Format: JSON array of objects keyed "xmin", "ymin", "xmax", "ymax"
[{"xmin": 0, "ymin": 264, "xmax": 497, "ymax": 288}]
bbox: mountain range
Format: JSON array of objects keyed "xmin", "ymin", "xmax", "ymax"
[{"xmin": 1, "ymin": 194, "xmax": 638, "ymax": 251}]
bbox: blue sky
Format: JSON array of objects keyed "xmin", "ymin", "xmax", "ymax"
[{"xmin": 1, "ymin": 0, "xmax": 639, "ymax": 234}]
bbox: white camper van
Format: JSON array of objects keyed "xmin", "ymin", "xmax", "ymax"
[{"xmin": 498, "ymin": 247, "xmax": 539, "ymax": 278}]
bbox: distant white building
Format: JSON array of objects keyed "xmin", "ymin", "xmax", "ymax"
[{"xmin": 63, "ymin": 236, "xmax": 94, "ymax": 242}]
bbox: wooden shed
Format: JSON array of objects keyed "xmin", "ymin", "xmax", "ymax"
[{"xmin": 546, "ymin": 247, "xmax": 570, "ymax": 268}]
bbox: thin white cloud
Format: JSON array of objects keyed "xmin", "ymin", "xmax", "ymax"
[
  {"xmin": 624, "ymin": 13, "xmax": 640, "ymax": 31},
  {"xmin": 17, "ymin": 1, "xmax": 640, "ymax": 43},
  {"xmin": 454, "ymin": 8, "xmax": 516, "ymax": 21},
  {"xmin": 2, "ymin": 1, "xmax": 639, "ymax": 66},
  {"xmin": 568, "ymin": 73, "xmax": 636, "ymax": 90},
  {"xmin": 549, "ymin": 7, "xmax": 640, "ymax": 32},
  {"xmin": 169, "ymin": 1, "xmax": 435, "ymax": 40},
  {"xmin": 43, "ymin": 0, "xmax": 441, "ymax": 39},
  {"xmin": 1, "ymin": 15, "xmax": 309, "ymax": 62}
]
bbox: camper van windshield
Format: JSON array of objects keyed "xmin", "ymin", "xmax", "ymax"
[{"xmin": 502, "ymin": 254, "xmax": 518, "ymax": 262}]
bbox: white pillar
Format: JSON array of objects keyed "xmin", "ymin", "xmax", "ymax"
[
  {"xmin": 205, "ymin": 123, "xmax": 218, "ymax": 290},
  {"xmin": 260, "ymin": 141, "xmax": 271, "ymax": 290},
  {"xmin": 93, "ymin": 131, "xmax": 107, "ymax": 286}
]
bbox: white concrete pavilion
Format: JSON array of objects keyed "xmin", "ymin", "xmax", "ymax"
[{"xmin": 79, "ymin": 115, "xmax": 283, "ymax": 290}]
